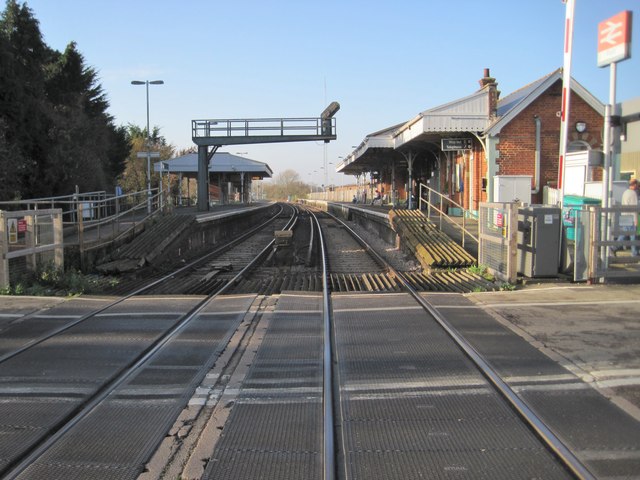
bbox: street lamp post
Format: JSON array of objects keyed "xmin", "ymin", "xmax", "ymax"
[{"xmin": 131, "ymin": 80, "xmax": 164, "ymax": 214}]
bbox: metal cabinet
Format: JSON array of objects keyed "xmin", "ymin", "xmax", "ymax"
[{"xmin": 517, "ymin": 206, "xmax": 561, "ymax": 277}]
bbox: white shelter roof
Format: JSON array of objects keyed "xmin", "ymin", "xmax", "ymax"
[
  {"xmin": 393, "ymin": 89, "xmax": 492, "ymax": 147},
  {"xmin": 337, "ymin": 68, "xmax": 605, "ymax": 175},
  {"xmin": 154, "ymin": 152, "xmax": 273, "ymax": 177}
]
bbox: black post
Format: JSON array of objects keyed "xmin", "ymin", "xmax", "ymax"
[{"xmin": 197, "ymin": 145, "xmax": 209, "ymax": 211}]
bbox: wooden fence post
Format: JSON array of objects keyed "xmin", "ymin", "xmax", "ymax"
[
  {"xmin": 25, "ymin": 214, "xmax": 35, "ymax": 271},
  {"xmin": 53, "ymin": 210, "xmax": 64, "ymax": 272},
  {"xmin": 78, "ymin": 203, "xmax": 85, "ymax": 270}
]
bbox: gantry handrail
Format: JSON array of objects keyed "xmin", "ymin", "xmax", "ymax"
[{"xmin": 192, "ymin": 117, "xmax": 336, "ymax": 145}]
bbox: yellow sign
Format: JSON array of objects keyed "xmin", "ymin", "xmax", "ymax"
[{"xmin": 7, "ymin": 218, "xmax": 17, "ymax": 244}]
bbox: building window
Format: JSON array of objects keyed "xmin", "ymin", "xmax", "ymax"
[{"xmin": 568, "ymin": 140, "xmax": 590, "ymax": 152}]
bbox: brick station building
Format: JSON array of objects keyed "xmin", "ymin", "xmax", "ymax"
[{"xmin": 337, "ymin": 68, "xmax": 605, "ymax": 210}]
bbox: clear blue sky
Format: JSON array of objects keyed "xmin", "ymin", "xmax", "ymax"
[{"xmin": 23, "ymin": 0, "xmax": 640, "ymax": 186}]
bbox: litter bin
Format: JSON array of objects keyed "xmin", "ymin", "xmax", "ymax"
[
  {"xmin": 517, "ymin": 206, "xmax": 561, "ymax": 277},
  {"xmin": 562, "ymin": 195, "xmax": 600, "ymax": 241}
]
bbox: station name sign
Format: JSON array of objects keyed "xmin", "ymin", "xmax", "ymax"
[{"xmin": 441, "ymin": 138, "xmax": 473, "ymax": 151}]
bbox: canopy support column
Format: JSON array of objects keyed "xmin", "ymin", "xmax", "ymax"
[
  {"xmin": 197, "ymin": 145, "xmax": 218, "ymax": 212},
  {"xmin": 391, "ymin": 159, "xmax": 396, "ymax": 207},
  {"xmin": 401, "ymin": 151, "xmax": 417, "ymax": 209},
  {"xmin": 241, "ymin": 172, "xmax": 245, "ymax": 203}
]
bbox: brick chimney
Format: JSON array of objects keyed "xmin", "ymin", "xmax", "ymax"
[{"xmin": 479, "ymin": 68, "xmax": 500, "ymax": 118}]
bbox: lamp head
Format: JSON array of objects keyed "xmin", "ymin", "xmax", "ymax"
[{"xmin": 131, "ymin": 80, "xmax": 164, "ymax": 85}]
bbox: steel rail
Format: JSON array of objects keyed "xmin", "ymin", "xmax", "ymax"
[
  {"xmin": 0, "ymin": 204, "xmax": 286, "ymax": 366},
  {"xmin": 218, "ymin": 204, "xmax": 299, "ymax": 293},
  {"xmin": 306, "ymin": 208, "xmax": 315, "ymax": 266},
  {"xmin": 320, "ymin": 209, "xmax": 596, "ymax": 480},
  {"xmin": 2, "ymin": 204, "xmax": 299, "ymax": 480},
  {"xmin": 307, "ymin": 209, "xmax": 336, "ymax": 480}
]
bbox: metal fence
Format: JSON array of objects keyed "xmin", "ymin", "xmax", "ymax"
[
  {"xmin": 478, "ymin": 202, "xmax": 519, "ymax": 283},
  {"xmin": 573, "ymin": 205, "xmax": 640, "ymax": 282},
  {"xmin": 74, "ymin": 190, "xmax": 158, "ymax": 252},
  {"xmin": 0, "ymin": 209, "xmax": 63, "ymax": 288},
  {"xmin": 0, "ymin": 189, "xmax": 161, "ymax": 251},
  {"xmin": 0, "ymin": 189, "xmax": 166, "ymax": 286}
]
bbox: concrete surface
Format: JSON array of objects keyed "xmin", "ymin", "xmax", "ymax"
[{"xmin": 468, "ymin": 283, "xmax": 640, "ymax": 419}]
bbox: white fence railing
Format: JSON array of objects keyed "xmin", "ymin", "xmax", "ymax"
[
  {"xmin": 419, "ymin": 183, "xmax": 478, "ymax": 249},
  {"xmin": 572, "ymin": 205, "xmax": 640, "ymax": 282},
  {"xmin": 0, "ymin": 189, "xmax": 164, "ymax": 252}
]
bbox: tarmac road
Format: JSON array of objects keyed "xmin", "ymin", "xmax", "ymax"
[{"xmin": 467, "ymin": 283, "xmax": 640, "ymax": 420}]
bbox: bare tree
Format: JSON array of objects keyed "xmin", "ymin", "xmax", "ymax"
[{"xmin": 263, "ymin": 169, "xmax": 310, "ymax": 200}]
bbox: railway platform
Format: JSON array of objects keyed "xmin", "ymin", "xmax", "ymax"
[{"xmin": 63, "ymin": 203, "xmax": 264, "ymax": 248}]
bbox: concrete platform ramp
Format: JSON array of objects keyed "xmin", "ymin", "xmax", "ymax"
[
  {"xmin": 390, "ymin": 209, "xmax": 476, "ymax": 270},
  {"xmin": 96, "ymin": 214, "xmax": 195, "ymax": 273}
]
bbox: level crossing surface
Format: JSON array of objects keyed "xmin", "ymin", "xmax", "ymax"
[
  {"xmin": 203, "ymin": 292, "xmax": 324, "ymax": 479},
  {"xmin": 0, "ymin": 286, "xmax": 640, "ymax": 478},
  {"xmin": 332, "ymin": 292, "xmax": 570, "ymax": 479}
]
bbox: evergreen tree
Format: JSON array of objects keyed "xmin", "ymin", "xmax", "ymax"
[
  {"xmin": 0, "ymin": 1, "xmax": 131, "ymax": 200},
  {"xmin": 0, "ymin": 117, "xmax": 22, "ymax": 199},
  {"xmin": 43, "ymin": 42, "xmax": 128, "ymax": 194},
  {"xmin": 0, "ymin": 0, "xmax": 50, "ymax": 198}
]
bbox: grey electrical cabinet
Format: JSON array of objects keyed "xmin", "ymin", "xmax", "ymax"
[{"xmin": 517, "ymin": 206, "xmax": 561, "ymax": 277}]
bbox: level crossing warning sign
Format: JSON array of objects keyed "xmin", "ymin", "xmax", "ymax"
[
  {"xmin": 597, "ymin": 10, "xmax": 632, "ymax": 67},
  {"xmin": 7, "ymin": 218, "xmax": 17, "ymax": 244}
]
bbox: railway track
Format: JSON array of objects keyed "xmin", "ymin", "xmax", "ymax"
[
  {"xmin": 227, "ymin": 206, "xmax": 496, "ymax": 295},
  {"xmin": 310, "ymin": 208, "xmax": 595, "ymax": 480},
  {"xmin": 0, "ymin": 204, "xmax": 298, "ymax": 479},
  {"xmin": 180, "ymin": 205, "xmax": 595, "ymax": 479},
  {"xmin": 0, "ymin": 203, "xmax": 598, "ymax": 479}
]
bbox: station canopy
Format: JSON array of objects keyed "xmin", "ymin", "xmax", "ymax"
[
  {"xmin": 337, "ymin": 87, "xmax": 494, "ymax": 175},
  {"xmin": 154, "ymin": 152, "xmax": 272, "ymax": 179},
  {"xmin": 337, "ymin": 68, "xmax": 604, "ymax": 176}
]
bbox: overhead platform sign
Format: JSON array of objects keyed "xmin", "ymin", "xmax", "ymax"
[
  {"xmin": 597, "ymin": 10, "xmax": 632, "ymax": 67},
  {"xmin": 441, "ymin": 138, "xmax": 473, "ymax": 151}
]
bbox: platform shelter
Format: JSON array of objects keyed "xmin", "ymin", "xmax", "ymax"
[{"xmin": 154, "ymin": 152, "xmax": 272, "ymax": 205}]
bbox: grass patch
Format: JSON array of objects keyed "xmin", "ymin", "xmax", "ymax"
[
  {"xmin": 467, "ymin": 264, "xmax": 495, "ymax": 282},
  {"xmin": 1, "ymin": 262, "xmax": 118, "ymax": 297},
  {"xmin": 499, "ymin": 282, "xmax": 516, "ymax": 291}
]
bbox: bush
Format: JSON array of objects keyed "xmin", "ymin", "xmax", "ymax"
[{"xmin": 0, "ymin": 262, "xmax": 117, "ymax": 296}]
